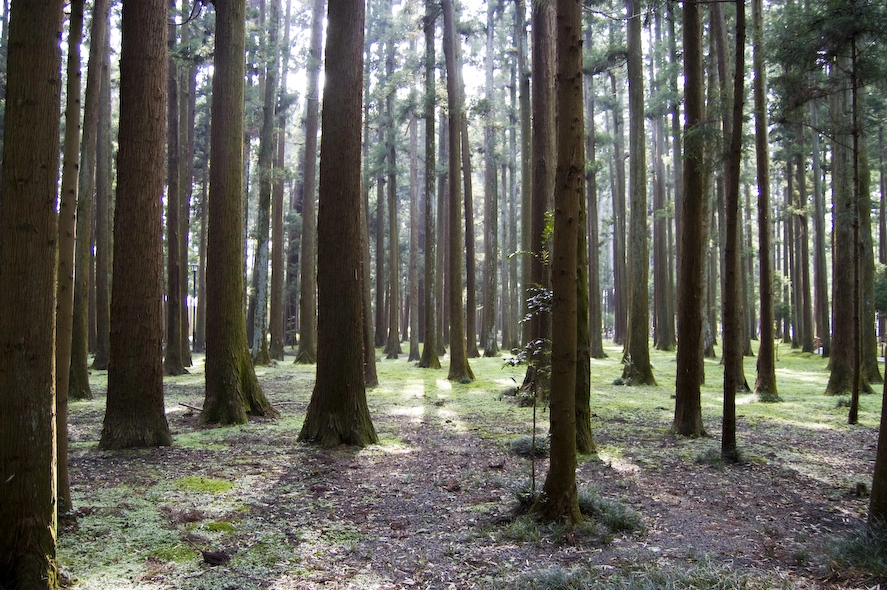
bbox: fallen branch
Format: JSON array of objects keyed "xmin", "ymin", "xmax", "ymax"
[{"xmin": 179, "ymin": 402, "xmax": 203, "ymax": 412}]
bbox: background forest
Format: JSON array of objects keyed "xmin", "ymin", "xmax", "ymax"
[{"xmin": 2, "ymin": 0, "xmax": 887, "ymax": 587}]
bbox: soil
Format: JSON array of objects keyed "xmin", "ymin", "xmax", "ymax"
[{"xmin": 61, "ymin": 361, "xmax": 883, "ymax": 590}]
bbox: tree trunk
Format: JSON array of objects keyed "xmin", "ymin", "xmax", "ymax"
[
  {"xmin": 195, "ymin": 165, "xmax": 209, "ymax": 353},
  {"xmin": 722, "ymin": 0, "xmax": 746, "ymax": 459},
  {"xmin": 521, "ymin": 0, "xmax": 554, "ymax": 394},
  {"xmin": 249, "ymin": 0, "xmax": 280, "ymax": 366},
  {"xmin": 299, "ymin": 0, "xmax": 377, "ymax": 447},
  {"xmin": 269, "ymin": 0, "xmax": 291, "ymax": 361},
  {"xmin": 534, "ymin": 0, "xmax": 583, "ymax": 525},
  {"xmin": 201, "ymin": 0, "xmax": 279, "ymax": 425},
  {"xmin": 826, "ymin": 63, "xmax": 858, "ymax": 396},
  {"xmin": 442, "ymin": 0, "xmax": 474, "ymax": 383},
  {"xmin": 811, "ymin": 103, "xmax": 830, "ymax": 357},
  {"xmin": 408, "ymin": 39, "xmax": 421, "ymax": 362},
  {"xmin": 622, "ymin": 0, "xmax": 655, "ymax": 385},
  {"xmin": 752, "ymin": 0, "xmax": 777, "ymax": 397},
  {"xmin": 609, "ymin": 66, "xmax": 628, "ymax": 347},
  {"xmin": 384, "ymin": 24, "xmax": 402, "ymax": 360},
  {"xmin": 482, "ymin": 0, "xmax": 499, "ymax": 358},
  {"xmin": 674, "ymin": 0, "xmax": 707, "ymax": 437},
  {"xmin": 164, "ymin": 0, "xmax": 186, "ymax": 376},
  {"xmin": 87, "ymin": 0, "xmax": 111, "ymax": 372},
  {"xmin": 419, "ymin": 0, "xmax": 442, "ymax": 370},
  {"xmin": 178, "ymin": 0, "xmax": 195, "ymax": 369},
  {"xmin": 55, "ymin": 0, "xmax": 84, "ymax": 516},
  {"xmin": 516, "ymin": 0, "xmax": 532, "ymax": 348},
  {"xmin": 583, "ymin": 32, "xmax": 607, "ymax": 360},
  {"xmin": 870, "ymin": 364, "xmax": 887, "ymax": 531},
  {"xmin": 0, "ymin": 1, "xmax": 65, "ymax": 584},
  {"xmin": 100, "ymin": 0, "xmax": 173, "ymax": 449},
  {"xmin": 294, "ymin": 0, "xmax": 324, "ymax": 364}
]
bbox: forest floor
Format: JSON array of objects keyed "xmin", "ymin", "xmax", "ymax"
[{"xmin": 59, "ymin": 341, "xmax": 886, "ymax": 589}]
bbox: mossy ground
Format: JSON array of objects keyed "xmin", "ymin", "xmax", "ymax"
[{"xmin": 58, "ymin": 341, "xmax": 884, "ymax": 588}]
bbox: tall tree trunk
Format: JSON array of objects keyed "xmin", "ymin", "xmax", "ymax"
[
  {"xmin": 270, "ymin": 0, "xmax": 292, "ymax": 361},
  {"xmin": 408, "ymin": 38, "xmax": 421, "ymax": 362},
  {"xmin": 195, "ymin": 163, "xmax": 209, "ymax": 353},
  {"xmin": 419, "ymin": 0, "xmax": 441, "ymax": 370},
  {"xmin": 164, "ymin": 0, "xmax": 185, "ymax": 375},
  {"xmin": 0, "ymin": 1, "xmax": 65, "ymax": 584},
  {"xmin": 521, "ymin": 0, "xmax": 554, "ymax": 393},
  {"xmin": 516, "ymin": 0, "xmax": 532, "ymax": 348},
  {"xmin": 722, "ymin": 0, "xmax": 746, "ymax": 459},
  {"xmin": 294, "ymin": 0, "xmax": 324, "ymax": 364},
  {"xmin": 55, "ymin": 0, "xmax": 84, "ymax": 515},
  {"xmin": 826, "ymin": 60, "xmax": 859, "ymax": 396},
  {"xmin": 201, "ymin": 0, "xmax": 278, "ymax": 424},
  {"xmin": 482, "ymin": 0, "xmax": 499, "ymax": 358},
  {"xmin": 534, "ymin": 0, "xmax": 582, "ymax": 525},
  {"xmin": 299, "ymin": 0, "xmax": 377, "ymax": 447},
  {"xmin": 88, "ymin": 0, "xmax": 111, "ymax": 372},
  {"xmin": 178, "ymin": 0, "xmax": 195, "ymax": 369},
  {"xmin": 249, "ymin": 0, "xmax": 280, "ymax": 366},
  {"xmin": 811, "ymin": 103, "xmax": 830, "ymax": 357},
  {"xmin": 461, "ymin": 112, "xmax": 480, "ymax": 359},
  {"xmin": 622, "ymin": 0, "xmax": 655, "ymax": 385},
  {"xmin": 100, "ymin": 0, "xmax": 173, "ymax": 449},
  {"xmin": 674, "ymin": 0, "xmax": 707, "ymax": 437},
  {"xmin": 583, "ymin": 33, "xmax": 607, "ymax": 360},
  {"xmin": 752, "ymin": 0, "xmax": 776, "ymax": 396},
  {"xmin": 609, "ymin": 67, "xmax": 628, "ymax": 346},
  {"xmin": 442, "ymin": 0, "xmax": 474, "ymax": 383},
  {"xmin": 384, "ymin": 23, "xmax": 402, "ymax": 360}
]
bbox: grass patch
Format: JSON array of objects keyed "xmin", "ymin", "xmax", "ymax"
[
  {"xmin": 577, "ymin": 487, "xmax": 644, "ymax": 536},
  {"xmin": 827, "ymin": 525, "xmax": 887, "ymax": 579},
  {"xmin": 175, "ymin": 476, "xmax": 234, "ymax": 494},
  {"xmin": 511, "ymin": 558, "xmax": 781, "ymax": 589}
]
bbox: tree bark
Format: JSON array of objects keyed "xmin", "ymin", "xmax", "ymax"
[
  {"xmin": 55, "ymin": 0, "xmax": 84, "ymax": 516},
  {"xmin": 622, "ymin": 0, "xmax": 655, "ymax": 386},
  {"xmin": 100, "ymin": 0, "xmax": 173, "ymax": 449},
  {"xmin": 270, "ymin": 0, "xmax": 292, "ymax": 362},
  {"xmin": 201, "ymin": 0, "xmax": 279, "ymax": 424},
  {"xmin": 674, "ymin": 0, "xmax": 707, "ymax": 437},
  {"xmin": 0, "ymin": 0, "xmax": 65, "ymax": 585},
  {"xmin": 722, "ymin": 0, "xmax": 746, "ymax": 459},
  {"xmin": 583, "ymin": 31, "xmax": 607, "ymax": 360},
  {"xmin": 752, "ymin": 0, "xmax": 777, "ymax": 397},
  {"xmin": 299, "ymin": 0, "xmax": 377, "ymax": 447},
  {"xmin": 420, "ymin": 1, "xmax": 442, "ymax": 369},
  {"xmin": 164, "ymin": 0, "xmax": 186, "ymax": 376},
  {"xmin": 516, "ymin": 0, "xmax": 532, "ymax": 349},
  {"xmin": 442, "ymin": 0, "xmax": 474, "ymax": 383},
  {"xmin": 294, "ymin": 0, "xmax": 324, "ymax": 365},
  {"xmin": 482, "ymin": 0, "xmax": 499, "ymax": 358},
  {"xmin": 811, "ymin": 103, "xmax": 830, "ymax": 357},
  {"xmin": 521, "ymin": 0, "xmax": 555, "ymax": 393},
  {"xmin": 534, "ymin": 0, "xmax": 583, "ymax": 525},
  {"xmin": 384, "ymin": 21, "xmax": 402, "ymax": 360}
]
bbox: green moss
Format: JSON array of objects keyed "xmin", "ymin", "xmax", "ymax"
[
  {"xmin": 151, "ymin": 542, "xmax": 199, "ymax": 562},
  {"xmin": 206, "ymin": 520, "xmax": 236, "ymax": 533},
  {"xmin": 175, "ymin": 476, "xmax": 234, "ymax": 494}
]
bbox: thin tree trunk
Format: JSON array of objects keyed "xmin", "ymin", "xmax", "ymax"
[
  {"xmin": 55, "ymin": 0, "xmax": 85, "ymax": 516},
  {"xmin": 516, "ymin": 0, "xmax": 532, "ymax": 348},
  {"xmin": 482, "ymin": 0, "xmax": 499, "ymax": 358},
  {"xmin": 583, "ymin": 32, "xmax": 606, "ymax": 360},
  {"xmin": 164, "ymin": 0, "xmax": 186, "ymax": 375},
  {"xmin": 384, "ymin": 22, "xmax": 402, "ymax": 360},
  {"xmin": 811, "ymin": 103, "xmax": 830, "ymax": 357},
  {"xmin": 419, "ymin": 0, "xmax": 441, "ymax": 369},
  {"xmin": 90, "ymin": 0, "xmax": 112, "ymax": 372},
  {"xmin": 294, "ymin": 0, "xmax": 324, "ymax": 364}
]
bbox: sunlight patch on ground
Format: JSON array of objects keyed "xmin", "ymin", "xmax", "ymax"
[
  {"xmin": 737, "ymin": 394, "xmax": 757, "ymax": 405},
  {"xmin": 597, "ymin": 446, "xmax": 641, "ymax": 474},
  {"xmin": 436, "ymin": 379, "xmax": 452, "ymax": 391},
  {"xmin": 401, "ymin": 379, "xmax": 426, "ymax": 399},
  {"xmin": 390, "ymin": 404, "xmax": 426, "ymax": 422}
]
